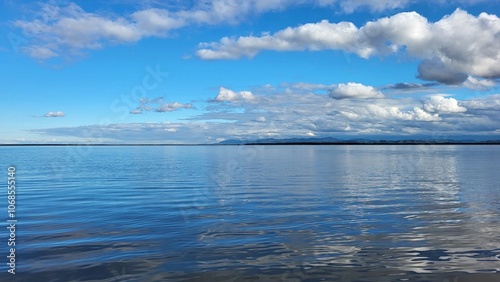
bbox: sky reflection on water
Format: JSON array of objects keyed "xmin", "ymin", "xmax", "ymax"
[{"xmin": 1, "ymin": 145, "xmax": 499, "ymax": 281}]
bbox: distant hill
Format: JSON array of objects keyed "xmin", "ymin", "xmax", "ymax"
[{"xmin": 219, "ymin": 137, "xmax": 500, "ymax": 145}]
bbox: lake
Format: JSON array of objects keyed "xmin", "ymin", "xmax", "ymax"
[{"xmin": 1, "ymin": 145, "xmax": 499, "ymax": 281}]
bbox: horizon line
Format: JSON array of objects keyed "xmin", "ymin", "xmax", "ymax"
[{"xmin": 2, "ymin": 141, "xmax": 500, "ymax": 146}]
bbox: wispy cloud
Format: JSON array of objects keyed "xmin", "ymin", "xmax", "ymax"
[
  {"xmin": 44, "ymin": 111, "xmax": 65, "ymax": 117},
  {"xmin": 130, "ymin": 97, "xmax": 194, "ymax": 114},
  {"xmin": 462, "ymin": 94, "xmax": 500, "ymax": 111},
  {"xmin": 383, "ymin": 82, "xmax": 438, "ymax": 91},
  {"xmin": 156, "ymin": 102, "xmax": 194, "ymax": 112},
  {"xmin": 12, "ymin": 1, "xmax": 325, "ymax": 59}
]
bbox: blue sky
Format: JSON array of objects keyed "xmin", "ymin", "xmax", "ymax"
[{"xmin": 1, "ymin": 0, "xmax": 499, "ymax": 143}]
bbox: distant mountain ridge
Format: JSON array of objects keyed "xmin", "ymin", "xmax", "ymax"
[{"xmin": 219, "ymin": 137, "xmax": 500, "ymax": 145}]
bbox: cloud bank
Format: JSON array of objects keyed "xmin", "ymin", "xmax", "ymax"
[{"xmin": 33, "ymin": 85, "xmax": 499, "ymax": 143}]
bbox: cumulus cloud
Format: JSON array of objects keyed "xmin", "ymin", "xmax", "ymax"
[
  {"xmin": 44, "ymin": 111, "xmax": 65, "ymax": 117},
  {"xmin": 329, "ymin": 82, "xmax": 384, "ymax": 99},
  {"xmin": 214, "ymin": 87, "xmax": 255, "ymax": 102},
  {"xmin": 364, "ymin": 105, "xmax": 441, "ymax": 121},
  {"xmin": 423, "ymin": 96, "xmax": 467, "ymax": 113},
  {"xmin": 197, "ymin": 19, "xmax": 362, "ymax": 59},
  {"xmin": 197, "ymin": 9, "xmax": 500, "ymax": 84},
  {"xmin": 206, "ymin": 84, "xmax": 445, "ymax": 128}
]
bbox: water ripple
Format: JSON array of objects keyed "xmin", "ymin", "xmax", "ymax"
[{"xmin": 2, "ymin": 145, "xmax": 499, "ymax": 281}]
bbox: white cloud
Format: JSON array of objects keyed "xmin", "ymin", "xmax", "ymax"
[
  {"xmin": 15, "ymin": 3, "xmax": 142, "ymax": 58},
  {"xmin": 412, "ymin": 107, "xmax": 441, "ymax": 121},
  {"xmin": 197, "ymin": 9, "xmax": 500, "ymax": 83},
  {"xmin": 463, "ymin": 76, "xmax": 497, "ymax": 90},
  {"xmin": 44, "ymin": 111, "xmax": 65, "ymax": 117},
  {"xmin": 197, "ymin": 20, "xmax": 361, "ymax": 59},
  {"xmin": 155, "ymin": 102, "xmax": 194, "ymax": 112},
  {"xmin": 423, "ymin": 96, "xmax": 467, "ymax": 113},
  {"xmin": 215, "ymin": 87, "xmax": 255, "ymax": 102},
  {"xmin": 329, "ymin": 82, "xmax": 385, "ymax": 99},
  {"xmin": 364, "ymin": 105, "xmax": 441, "ymax": 121}
]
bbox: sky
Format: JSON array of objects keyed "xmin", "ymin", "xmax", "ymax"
[{"xmin": 1, "ymin": 0, "xmax": 499, "ymax": 144}]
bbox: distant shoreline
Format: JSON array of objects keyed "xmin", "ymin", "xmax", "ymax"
[
  {"xmin": 244, "ymin": 142, "xmax": 500, "ymax": 145},
  {"xmin": 1, "ymin": 142, "xmax": 500, "ymax": 146}
]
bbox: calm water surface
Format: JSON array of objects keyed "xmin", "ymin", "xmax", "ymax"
[{"xmin": 1, "ymin": 145, "xmax": 499, "ymax": 281}]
